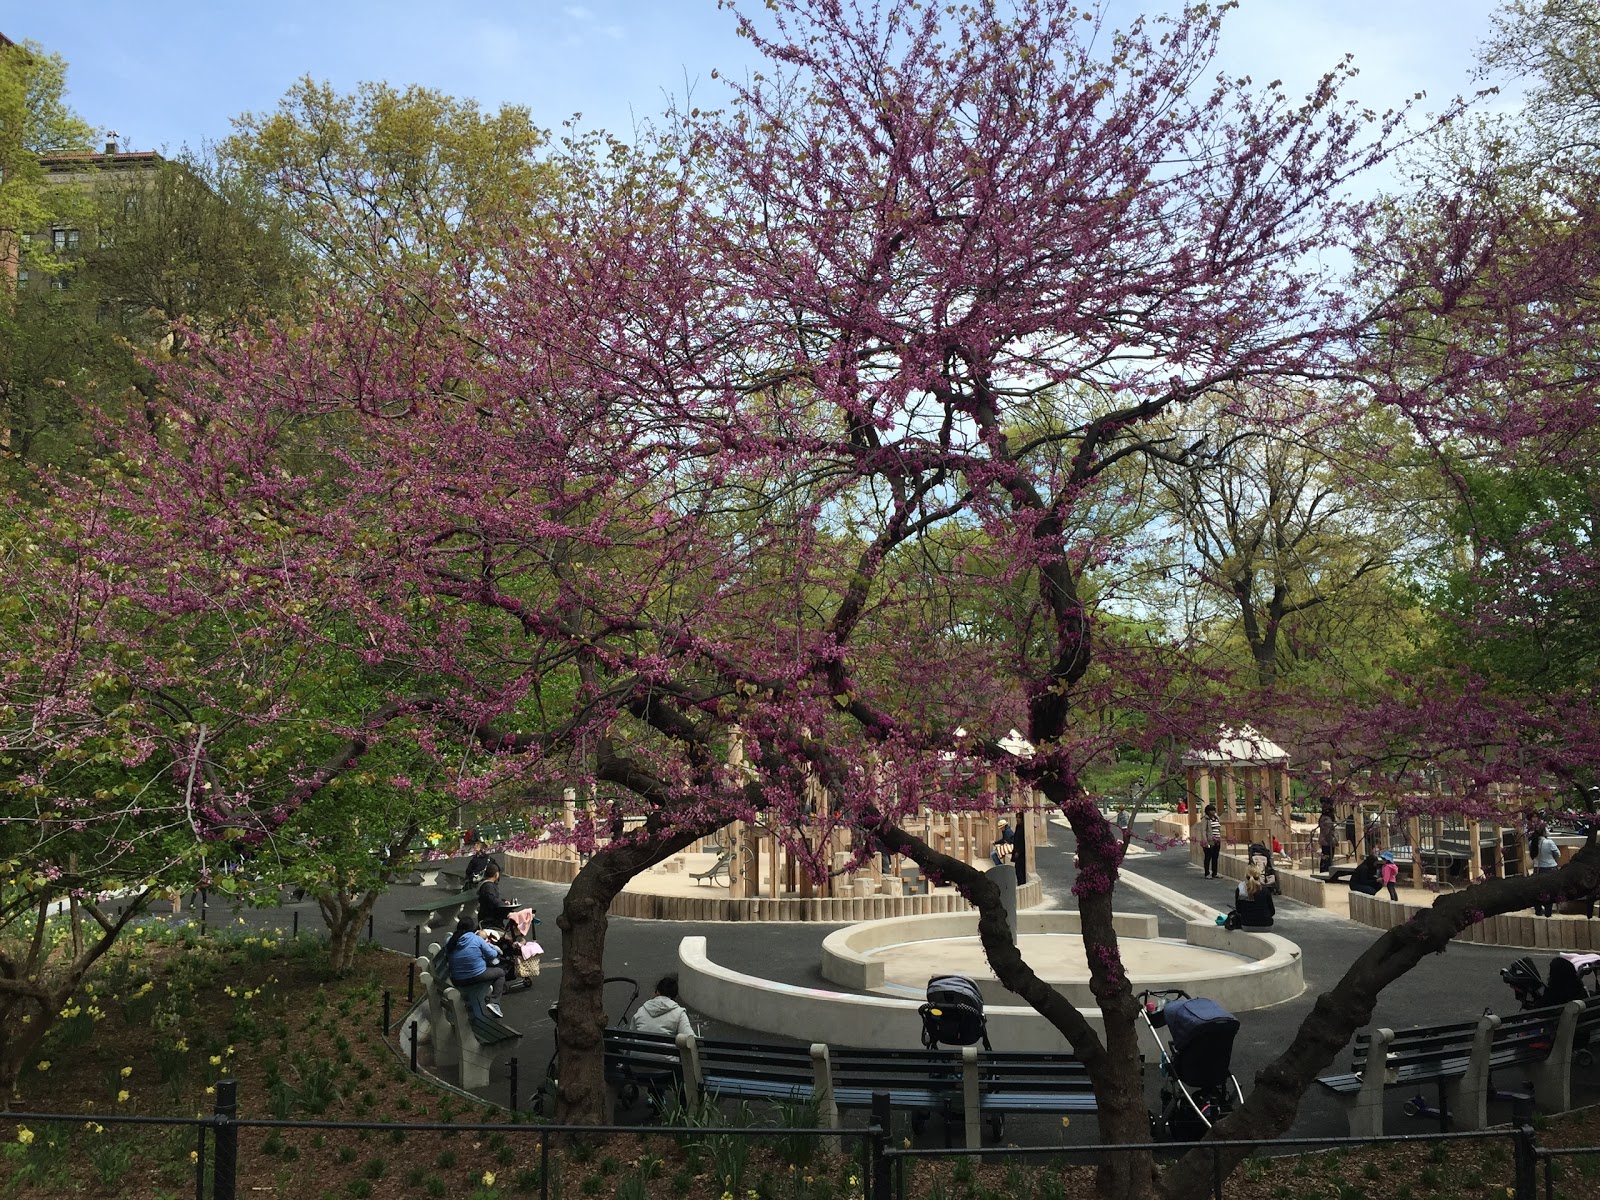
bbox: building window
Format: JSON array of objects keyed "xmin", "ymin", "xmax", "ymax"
[
  {"xmin": 15, "ymin": 269, "xmax": 27, "ymax": 286},
  {"xmin": 50, "ymin": 274, "xmax": 71, "ymax": 291},
  {"xmin": 52, "ymin": 228, "xmax": 80, "ymax": 253}
]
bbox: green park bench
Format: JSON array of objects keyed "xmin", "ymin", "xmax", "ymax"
[{"xmin": 402, "ymin": 888, "xmax": 479, "ymax": 934}]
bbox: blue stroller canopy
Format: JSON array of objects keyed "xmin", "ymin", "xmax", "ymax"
[{"xmin": 1162, "ymin": 998, "xmax": 1237, "ymax": 1044}]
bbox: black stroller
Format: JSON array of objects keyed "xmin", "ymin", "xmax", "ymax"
[
  {"xmin": 1501, "ymin": 953, "xmax": 1600, "ymax": 1067},
  {"xmin": 917, "ymin": 975, "xmax": 1000, "ymax": 1139},
  {"xmin": 1140, "ymin": 990, "xmax": 1245, "ymax": 1141},
  {"xmin": 1501, "ymin": 953, "xmax": 1600, "ymax": 1009}
]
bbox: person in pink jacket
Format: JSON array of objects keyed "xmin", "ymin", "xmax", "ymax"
[{"xmin": 1379, "ymin": 852, "xmax": 1400, "ymax": 901}]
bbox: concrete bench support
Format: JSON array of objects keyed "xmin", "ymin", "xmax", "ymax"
[
  {"xmin": 961, "ymin": 1045, "xmax": 981, "ymax": 1150},
  {"xmin": 420, "ymin": 968, "xmax": 458, "ymax": 1069},
  {"xmin": 443, "ymin": 985, "xmax": 514, "ymax": 1091},
  {"xmin": 1531, "ymin": 1000, "xmax": 1584, "ymax": 1114},
  {"xmin": 1343, "ymin": 1027, "xmax": 1394, "ymax": 1137},
  {"xmin": 810, "ymin": 1043, "xmax": 839, "ymax": 1132},
  {"xmin": 1443, "ymin": 1013, "xmax": 1501, "ymax": 1131},
  {"xmin": 677, "ymin": 1033, "xmax": 703, "ymax": 1108}
]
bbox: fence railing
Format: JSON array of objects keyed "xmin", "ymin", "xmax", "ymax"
[{"xmin": 7, "ymin": 1083, "xmax": 1582, "ymax": 1200}]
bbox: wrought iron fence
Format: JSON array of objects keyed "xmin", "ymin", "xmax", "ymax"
[{"xmin": 5, "ymin": 1082, "xmax": 1566, "ymax": 1200}]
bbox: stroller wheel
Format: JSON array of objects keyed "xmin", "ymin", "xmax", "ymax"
[
  {"xmin": 619, "ymin": 1082, "xmax": 641, "ymax": 1110},
  {"xmin": 1578, "ymin": 1049, "xmax": 1594, "ymax": 1069},
  {"xmin": 910, "ymin": 1111, "xmax": 929, "ymax": 1135},
  {"xmin": 987, "ymin": 1114, "xmax": 1004, "ymax": 1142},
  {"xmin": 1402, "ymin": 1098, "xmax": 1422, "ymax": 1118}
]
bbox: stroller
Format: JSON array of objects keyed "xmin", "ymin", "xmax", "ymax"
[
  {"xmin": 479, "ymin": 907, "xmax": 542, "ymax": 993},
  {"xmin": 1247, "ymin": 843, "xmax": 1281, "ymax": 895},
  {"xmin": 917, "ymin": 976, "xmax": 1001, "ymax": 1140},
  {"xmin": 1501, "ymin": 953, "xmax": 1600, "ymax": 1009},
  {"xmin": 536, "ymin": 976, "xmax": 678, "ymax": 1118},
  {"xmin": 1140, "ymin": 990, "xmax": 1245, "ymax": 1141},
  {"xmin": 1500, "ymin": 954, "xmax": 1600, "ymax": 1069}
]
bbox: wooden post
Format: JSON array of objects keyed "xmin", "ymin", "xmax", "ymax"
[
  {"xmin": 1467, "ymin": 820, "xmax": 1483, "ymax": 882},
  {"xmin": 1410, "ymin": 816, "xmax": 1424, "ymax": 891},
  {"xmin": 1494, "ymin": 824, "xmax": 1507, "ymax": 879},
  {"xmin": 1225, "ymin": 766, "xmax": 1239, "ymax": 821}
]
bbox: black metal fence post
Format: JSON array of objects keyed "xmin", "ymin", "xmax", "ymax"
[
  {"xmin": 367, "ymin": 912, "xmax": 375, "ymax": 942},
  {"xmin": 409, "ymin": 1020, "xmax": 419, "ymax": 1072},
  {"xmin": 1544, "ymin": 1153, "xmax": 1554, "ymax": 1200},
  {"xmin": 382, "ymin": 990, "xmax": 391, "ymax": 1034},
  {"xmin": 1514, "ymin": 1120, "xmax": 1538, "ymax": 1200},
  {"xmin": 539, "ymin": 1129, "xmax": 550, "ymax": 1200},
  {"xmin": 870, "ymin": 1091, "xmax": 891, "ymax": 1200},
  {"xmin": 212, "ymin": 1079, "xmax": 238, "ymax": 1200},
  {"xmin": 509, "ymin": 1056, "xmax": 519, "ymax": 1115},
  {"xmin": 414, "ymin": 924, "xmax": 421, "ymax": 959},
  {"xmin": 407, "ymin": 960, "xmax": 415, "ymax": 1002},
  {"xmin": 292, "ymin": 911, "xmax": 298, "ymax": 938}
]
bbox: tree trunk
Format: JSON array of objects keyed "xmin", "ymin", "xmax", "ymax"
[
  {"xmin": 0, "ymin": 891, "xmax": 151, "ymax": 1108},
  {"xmin": 554, "ymin": 822, "xmax": 725, "ymax": 1123},
  {"xmin": 317, "ymin": 890, "xmax": 380, "ymax": 974}
]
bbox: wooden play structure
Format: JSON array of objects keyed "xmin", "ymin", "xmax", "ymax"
[{"xmin": 503, "ymin": 728, "xmax": 1054, "ymax": 918}]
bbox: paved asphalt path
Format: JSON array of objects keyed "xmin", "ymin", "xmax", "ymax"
[{"xmin": 185, "ymin": 823, "xmax": 1590, "ymax": 1148}]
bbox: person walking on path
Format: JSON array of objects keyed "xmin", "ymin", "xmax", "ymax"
[
  {"xmin": 1318, "ymin": 806, "xmax": 1336, "ymax": 875},
  {"xmin": 1201, "ymin": 805, "xmax": 1222, "ymax": 878}
]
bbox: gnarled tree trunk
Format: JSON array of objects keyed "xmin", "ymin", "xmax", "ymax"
[
  {"xmin": 317, "ymin": 890, "xmax": 381, "ymax": 974},
  {"xmin": 554, "ymin": 820, "xmax": 728, "ymax": 1123}
]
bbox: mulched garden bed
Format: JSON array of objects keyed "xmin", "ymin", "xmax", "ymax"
[{"xmin": 7, "ymin": 920, "xmax": 1600, "ymax": 1199}]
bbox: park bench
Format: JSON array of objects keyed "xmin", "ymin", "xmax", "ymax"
[
  {"xmin": 442, "ymin": 984, "xmax": 522, "ymax": 1090},
  {"xmin": 401, "ymin": 888, "xmax": 479, "ymax": 934},
  {"xmin": 1316, "ymin": 1001, "xmax": 1588, "ymax": 1136},
  {"xmin": 602, "ymin": 1027, "xmax": 688, "ymax": 1113},
  {"xmin": 690, "ymin": 847, "xmax": 734, "ymax": 886},
  {"xmin": 1312, "ymin": 864, "xmax": 1357, "ymax": 884},
  {"xmin": 677, "ymin": 1035, "xmax": 1109, "ymax": 1148}
]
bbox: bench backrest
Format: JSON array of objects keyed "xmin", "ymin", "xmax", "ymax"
[
  {"xmin": 1352, "ymin": 1020, "xmax": 1480, "ymax": 1072},
  {"xmin": 604, "ymin": 1028, "xmax": 683, "ymax": 1071},
  {"xmin": 972, "ymin": 1050, "xmax": 1099, "ymax": 1094},
  {"xmin": 696, "ymin": 1037, "xmax": 816, "ymax": 1091}
]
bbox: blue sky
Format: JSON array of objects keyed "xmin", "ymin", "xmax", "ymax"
[{"xmin": 7, "ymin": 1, "xmax": 1515, "ymax": 155}]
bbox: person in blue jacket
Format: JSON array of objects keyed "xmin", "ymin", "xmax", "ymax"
[{"xmin": 444, "ymin": 917, "xmax": 506, "ymax": 1018}]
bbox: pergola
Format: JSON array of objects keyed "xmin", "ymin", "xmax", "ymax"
[{"xmin": 1183, "ymin": 726, "xmax": 1293, "ymax": 853}]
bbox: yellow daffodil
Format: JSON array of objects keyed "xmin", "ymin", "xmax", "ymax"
[
  {"xmin": 34, "ymin": 1060, "xmax": 49, "ymax": 1072},
  {"xmin": 481, "ymin": 1171, "xmax": 495, "ymax": 1186},
  {"xmin": 208, "ymin": 1056, "xmax": 222, "ymax": 1067},
  {"xmin": 116, "ymin": 1090, "xmax": 129, "ymax": 1103},
  {"xmin": 16, "ymin": 1127, "xmax": 33, "ymax": 1146},
  {"xmin": 120, "ymin": 1066, "xmax": 133, "ymax": 1078}
]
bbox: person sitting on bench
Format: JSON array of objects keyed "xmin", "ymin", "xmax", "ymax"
[
  {"xmin": 990, "ymin": 818, "xmax": 1014, "ymax": 865},
  {"xmin": 628, "ymin": 975, "xmax": 696, "ymax": 1040},
  {"xmin": 477, "ymin": 862, "xmax": 515, "ymax": 930},
  {"xmin": 445, "ymin": 917, "xmax": 506, "ymax": 1018}
]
